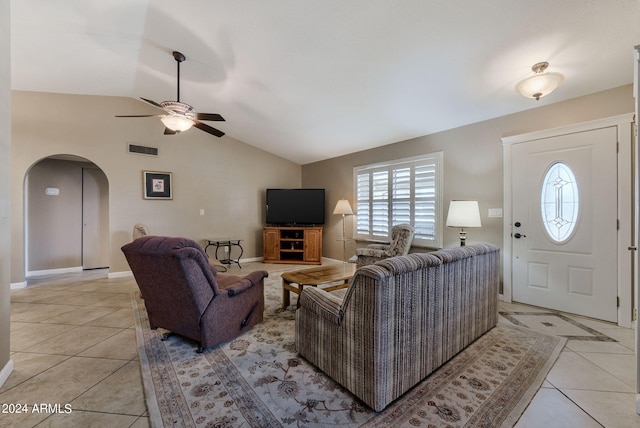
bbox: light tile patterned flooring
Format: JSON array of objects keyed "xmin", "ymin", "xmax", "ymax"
[{"xmin": 0, "ymin": 262, "xmax": 638, "ymax": 427}]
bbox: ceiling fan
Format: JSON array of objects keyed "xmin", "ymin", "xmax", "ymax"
[{"xmin": 116, "ymin": 51, "xmax": 225, "ymax": 137}]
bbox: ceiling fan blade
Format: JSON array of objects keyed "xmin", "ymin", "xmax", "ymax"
[
  {"xmin": 140, "ymin": 97, "xmax": 165, "ymax": 109},
  {"xmin": 194, "ymin": 120, "xmax": 225, "ymax": 137},
  {"xmin": 164, "ymin": 127, "xmax": 177, "ymax": 135},
  {"xmin": 115, "ymin": 114, "xmax": 162, "ymax": 118},
  {"xmin": 196, "ymin": 113, "xmax": 225, "ymax": 122}
]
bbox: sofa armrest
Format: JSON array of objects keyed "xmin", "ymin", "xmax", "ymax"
[
  {"xmin": 224, "ymin": 278, "xmax": 253, "ymax": 296},
  {"xmin": 355, "ymin": 247, "xmax": 390, "ymax": 258},
  {"xmin": 223, "ymin": 270, "xmax": 268, "ymax": 297},
  {"xmin": 366, "ymin": 244, "xmax": 389, "ymax": 251},
  {"xmin": 299, "ymin": 287, "xmax": 344, "ymax": 325},
  {"xmin": 242, "ymin": 270, "xmax": 269, "ymax": 285}
]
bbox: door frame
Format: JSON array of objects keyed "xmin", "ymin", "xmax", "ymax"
[
  {"xmin": 502, "ymin": 113, "xmax": 635, "ymax": 328},
  {"xmin": 82, "ymin": 166, "xmax": 110, "ymax": 270},
  {"xmin": 23, "ymin": 155, "xmax": 110, "ymax": 277}
]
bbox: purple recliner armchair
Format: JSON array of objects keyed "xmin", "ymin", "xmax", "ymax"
[{"xmin": 122, "ymin": 235, "xmax": 268, "ymax": 352}]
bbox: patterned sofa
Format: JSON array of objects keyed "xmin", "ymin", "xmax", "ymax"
[{"xmin": 295, "ymin": 243, "xmax": 500, "ymax": 412}]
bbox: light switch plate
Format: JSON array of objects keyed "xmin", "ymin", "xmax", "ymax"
[{"xmin": 488, "ymin": 208, "xmax": 503, "ymax": 218}]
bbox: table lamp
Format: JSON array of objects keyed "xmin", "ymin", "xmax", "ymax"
[{"xmin": 446, "ymin": 200, "xmax": 481, "ymax": 246}]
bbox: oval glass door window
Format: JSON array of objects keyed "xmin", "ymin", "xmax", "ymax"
[{"xmin": 540, "ymin": 162, "xmax": 579, "ymax": 243}]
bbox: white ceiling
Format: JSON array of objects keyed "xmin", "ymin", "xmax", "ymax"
[{"xmin": 10, "ymin": 0, "xmax": 640, "ymax": 164}]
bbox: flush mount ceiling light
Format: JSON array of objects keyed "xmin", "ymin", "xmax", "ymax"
[{"xmin": 515, "ymin": 61, "xmax": 565, "ymax": 101}]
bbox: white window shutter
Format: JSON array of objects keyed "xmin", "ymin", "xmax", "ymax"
[{"xmin": 353, "ymin": 152, "xmax": 442, "ymax": 248}]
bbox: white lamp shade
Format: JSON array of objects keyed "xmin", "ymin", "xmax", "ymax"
[
  {"xmin": 515, "ymin": 72, "xmax": 564, "ymax": 100},
  {"xmin": 333, "ymin": 199, "xmax": 354, "ymax": 215},
  {"xmin": 446, "ymin": 200, "xmax": 481, "ymax": 228},
  {"xmin": 161, "ymin": 115, "xmax": 194, "ymax": 132}
]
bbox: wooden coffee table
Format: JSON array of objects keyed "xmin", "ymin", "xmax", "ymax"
[{"xmin": 281, "ymin": 263, "xmax": 357, "ymax": 309}]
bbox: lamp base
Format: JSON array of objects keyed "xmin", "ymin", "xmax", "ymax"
[{"xmin": 459, "ymin": 229, "xmax": 466, "ymax": 247}]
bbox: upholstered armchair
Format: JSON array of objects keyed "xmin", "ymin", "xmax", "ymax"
[
  {"xmin": 132, "ymin": 223, "xmax": 150, "ymax": 240},
  {"xmin": 122, "ymin": 236, "xmax": 268, "ymax": 352},
  {"xmin": 353, "ymin": 223, "xmax": 415, "ymax": 265}
]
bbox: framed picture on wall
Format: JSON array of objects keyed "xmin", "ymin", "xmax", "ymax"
[{"xmin": 143, "ymin": 171, "xmax": 173, "ymax": 200}]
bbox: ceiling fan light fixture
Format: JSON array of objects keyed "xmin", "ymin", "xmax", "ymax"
[
  {"xmin": 116, "ymin": 51, "xmax": 225, "ymax": 138},
  {"xmin": 161, "ymin": 115, "xmax": 194, "ymax": 132},
  {"xmin": 516, "ymin": 61, "xmax": 564, "ymax": 101}
]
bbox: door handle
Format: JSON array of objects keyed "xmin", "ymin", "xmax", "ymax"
[{"xmin": 514, "ymin": 233, "xmax": 526, "ymax": 239}]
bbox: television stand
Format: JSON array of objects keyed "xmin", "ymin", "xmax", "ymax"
[{"xmin": 263, "ymin": 226, "xmax": 322, "ymax": 264}]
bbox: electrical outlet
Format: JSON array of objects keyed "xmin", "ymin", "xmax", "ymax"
[
  {"xmin": 224, "ymin": 246, "xmax": 229, "ymax": 254},
  {"xmin": 634, "ymin": 307, "xmax": 638, "ymax": 321}
]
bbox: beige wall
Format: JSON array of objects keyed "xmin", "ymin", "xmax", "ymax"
[
  {"xmin": 303, "ymin": 85, "xmax": 634, "ymax": 262},
  {"xmin": 1, "ymin": 0, "xmax": 11, "ymax": 379},
  {"xmin": 8, "ymin": 86, "xmax": 635, "ymax": 280},
  {"xmin": 11, "ymin": 91, "xmax": 301, "ymax": 283}
]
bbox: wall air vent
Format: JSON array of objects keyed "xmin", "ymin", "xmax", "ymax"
[{"xmin": 128, "ymin": 144, "xmax": 158, "ymax": 156}]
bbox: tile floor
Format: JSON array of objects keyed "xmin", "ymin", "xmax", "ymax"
[
  {"xmin": 1, "ymin": 269, "xmax": 147, "ymax": 428},
  {"xmin": 505, "ymin": 299, "xmax": 640, "ymax": 428},
  {"xmin": 0, "ymin": 262, "xmax": 639, "ymax": 427}
]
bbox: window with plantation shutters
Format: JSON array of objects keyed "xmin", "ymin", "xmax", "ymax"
[{"xmin": 353, "ymin": 152, "xmax": 443, "ymax": 248}]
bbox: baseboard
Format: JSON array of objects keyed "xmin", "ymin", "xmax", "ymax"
[
  {"xmin": 26, "ymin": 266, "xmax": 83, "ymax": 278},
  {"xmin": 240, "ymin": 257, "xmax": 263, "ymax": 263},
  {"xmin": 109, "ymin": 258, "xmax": 264, "ymax": 279},
  {"xmin": 0, "ymin": 359, "xmax": 14, "ymax": 388},
  {"xmin": 322, "ymin": 257, "xmax": 346, "ymax": 264},
  {"xmin": 209, "ymin": 256, "xmax": 264, "ymax": 265},
  {"xmin": 10, "ymin": 281, "xmax": 27, "ymax": 290},
  {"xmin": 108, "ymin": 271, "xmax": 132, "ymax": 279}
]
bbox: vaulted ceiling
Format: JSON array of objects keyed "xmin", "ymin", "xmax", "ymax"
[{"xmin": 10, "ymin": 0, "xmax": 639, "ymax": 164}]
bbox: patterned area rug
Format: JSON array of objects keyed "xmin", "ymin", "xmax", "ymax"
[{"xmin": 132, "ymin": 267, "xmax": 566, "ymax": 427}]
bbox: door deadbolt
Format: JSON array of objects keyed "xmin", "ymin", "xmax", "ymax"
[{"xmin": 514, "ymin": 222, "xmax": 521, "ymax": 227}]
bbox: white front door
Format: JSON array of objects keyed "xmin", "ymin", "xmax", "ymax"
[{"xmin": 511, "ymin": 126, "xmax": 618, "ymax": 322}]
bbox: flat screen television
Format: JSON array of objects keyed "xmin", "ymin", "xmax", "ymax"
[{"xmin": 266, "ymin": 188, "xmax": 325, "ymax": 226}]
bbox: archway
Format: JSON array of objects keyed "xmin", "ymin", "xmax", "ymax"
[{"xmin": 25, "ymin": 155, "xmax": 109, "ymax": 276}]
